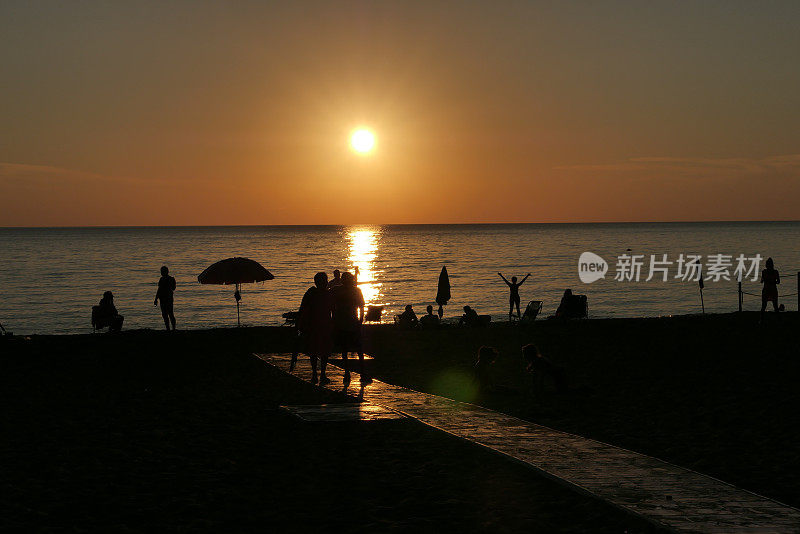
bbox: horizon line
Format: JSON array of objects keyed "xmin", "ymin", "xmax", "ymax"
[{"xmin": 2, "ymin": 219, "xmax": 800, "ymax": 230}]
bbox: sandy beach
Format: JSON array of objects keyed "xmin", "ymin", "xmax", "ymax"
[{"xmin": 3, "ymin": 314, "xmax": 797, "ymax": 532}]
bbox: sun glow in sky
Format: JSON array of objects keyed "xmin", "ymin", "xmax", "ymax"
[
  {"xmin": 350, "ymin": 129, "xmax": 376, "ymax": 154},
  {"xmin": 1, "ymin": 2, "xmax": 800, "ymax": 226}
]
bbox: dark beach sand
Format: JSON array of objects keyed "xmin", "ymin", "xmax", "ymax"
[
  {"xmin": 2, "ymin": 313, "xmax": 797, "ymax": 531},
  {"xmin": 366, "ymin": 312, "xmax": 800, "ymax": 509}
]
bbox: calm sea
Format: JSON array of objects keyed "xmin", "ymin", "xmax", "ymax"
[{"xmin": 1, "ymin": 222, "xmax": 798, "ymax": 335}]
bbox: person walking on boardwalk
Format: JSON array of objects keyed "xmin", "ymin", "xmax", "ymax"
[
  {"xmin": 154, "ymin": 266, "xmax": 177, "ymax": 330},
  {"xmin": 299, "ymin": 272, "xmax": 334, "ymax": 385},
  {"xmin": 498, "ymin": 272, "xmax": 530, "ymax": 320},
  {"xmin": 332, "ymin": 271, "xmax": 369, "ymax": 384},
  {"xmin": 760, "ymin": 257, "xmax": 781, "ymax": 322}
]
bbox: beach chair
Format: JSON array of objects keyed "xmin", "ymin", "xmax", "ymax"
[
  {"xmin": 282, "ymin": 311, "xmax": 299, "ymax": 326},
  {"xmin": 364, "ymin": 306, "xmax": 383, "ymax": 323},
  {"xmin": 570, "ymin": 295, "xmax": 588, "ymax": 319},
  {"xmin": 521, "ymin": 300, "xmax": 543, "ymax": 322},
  {"xmin": 91, "ymin": 306, "xmax": 103, "ymax": 332},
  {"xmin": 561, "ymin": 295, "xmax": 588, "ymax": 319}
]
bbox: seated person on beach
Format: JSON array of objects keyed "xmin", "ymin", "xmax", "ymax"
[
  {"xmin": 555, "ymin": 289, "xmax": 573, "ymax": 318},
  {"xmin": 397, "ymin": 304, "xmax": 418, "ymax": 329},
  {"xmin": 474, "ymin": 346, "xmax": 498, "ymax": 392},
  {"xmin": 555, "ymin": 289, "xmax": 586, "ymax": 319},
  {"xmin": 419, "ymin": 305, "xmax": 440, "ymax": 328},
  {"xmin": 522, "ymin": 343, "xmax": 567, "ymax": 393},
  {"xmin": 459, "ymin": 305, "xmax": 481, "ymax": 327},
  {"xmin": 93, "ymin": 291, "xmax": 124, "ymax": 332}
]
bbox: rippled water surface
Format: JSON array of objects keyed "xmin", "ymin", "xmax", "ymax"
[{"xmin": 1, "ymin": 223, "xmax": 798, "ymax": 334}]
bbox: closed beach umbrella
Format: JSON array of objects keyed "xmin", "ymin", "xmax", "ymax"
[
  {"xmin": 436, "ymin": 266, "xmax": 451, "ymax": 319},
  {"xmin": 198, "ymin": 257, "xmax": 274, "ymax": 326}
]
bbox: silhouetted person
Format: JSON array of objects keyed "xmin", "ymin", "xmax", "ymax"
[
  {"xmin": 436, "ymin": 266, "xmax": 451, "ymax": 319},
  {"xmin": 498, "ymin": 272, "xmax": 531, "ymax": 320},
  {"xmin": 420, "ymin": 305, "xmax": 440, "ymax": 328},
  {"xmin": 328, "ymin": 269, "xmax": 342, "ymax": 290},
  {"xmin": 397, "ymin": 304, "xmax": 418, "ymax": 329},
  {"xmin": 523, "ymin": 343, "xmax": 567, "ymax": 394},
  {"xmin": 556, "ymin": 289, "xmax": 573, "ymax": 319},
  {"xmin": 298, "ymin": 272, "xmax": 334, "ymax": 385},
  {"xmin": 95, "ymin": 291, "xmax": 124, "ymax": 332},
  {"xmin": 154, "ymin": 266, "xmax": 177, "ymax": 330},
  {"xmin": 332, "ymin": 271, "xmax": 368, "ymax": 384},
  {"xmin": 474, "ymin": 346, "xmax": 498, "ymax": 392},
  {"xmin": 459, "ymin": 305, "xmax": 480, "ymax": 327},
  {"xmin": 760, "ymin": 257, "xmax": 781, "ymax": 322}
]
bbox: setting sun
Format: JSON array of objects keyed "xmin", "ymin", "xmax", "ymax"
[{"xmin": 350, "ymin": 128, "xmax": 376, "ymax": 154}]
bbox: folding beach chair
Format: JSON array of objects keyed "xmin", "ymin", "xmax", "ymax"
[
  {"xmin": 572, "ymin": 295, "xmax": 588, "ymax": 319},
  {"xmin": 521, "ymin": 300, "xmax": 543, "ymax": 322},
  {"xmin": 91, "ymin": 306, "xmax": 102, "ymax": 332},
  {"xmin": 364, "ymin": 306, "xmax": 383, "ymax": 323},
  {"xmin": 282, "ymin": 311, "xmax": 299, "ymax": 326}
]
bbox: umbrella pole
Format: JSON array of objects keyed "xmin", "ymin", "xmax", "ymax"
[{"xmin": 236, "ymin": 283, "xmax": 241, "ymax": 327}]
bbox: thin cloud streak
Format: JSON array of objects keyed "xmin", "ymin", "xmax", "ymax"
[
  {"xmin": 556, "ymin": 155, "xmax": 800, "ymax": 176},
  {"xmin": 0, "ymin": 162, "xmax": 217, "ymax": 186}
]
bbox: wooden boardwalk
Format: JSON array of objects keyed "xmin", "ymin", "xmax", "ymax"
[{"xmin": 257, "ymin": 353, "xmax": 800, "ymax": 533}]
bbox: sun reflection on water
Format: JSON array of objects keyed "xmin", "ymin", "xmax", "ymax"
[{"xmin": 345, "ymin": 226, "xmax": 382, "ymax": 305}]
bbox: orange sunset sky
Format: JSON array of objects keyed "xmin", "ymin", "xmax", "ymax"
[{"xmin": 1, "ymin": 1, "xmax": 799, "ymax": 226}]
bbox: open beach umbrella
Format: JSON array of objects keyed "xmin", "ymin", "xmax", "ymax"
[
  {"xmin": 435, "ymin": 266, "xmax": 451, "ymax": 319},
  {"xmin": 198, "ymin": 257, "xmax": 274, "ymax": 326}
]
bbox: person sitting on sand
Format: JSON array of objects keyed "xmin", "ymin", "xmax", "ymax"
[
  {"xmin": 419, "ymin": 305, "xmax": 440, "ymax": 328},
  {"xmin": 397, "ymin": 304, "xmax": 418, "ymax": 329},
  {"xmin": 760, "ymin": 257, "xmax": 781, "ymax": 322},
  {"xmin": 298, "ymin": 272, "xmax": 334, "ymax": 385},
  {"xmin": 332, "ymin": 271, "xmax": 369, "ymax": 384},
  {"xmin": 523, "ymin": 343, "xmax": 566, "ymax": 394},
  {"xmin": 555, "ymin": 289, "xmax": 575, "ymax": 319},
  {"xmin": 474, "ymin": 346, "xmax": 498, "ymax": 392},
  {"xmin": 459, "ymin": 305, "xmax": 480, "ymax": 327},
  {"xmin": 153, "ymin": 266, "xmax": 177, "ymax": 331},
  {"xmin": 94, "ymin": 291, "xmax": 124, "ymax": 332},
  {"xmin": 498, "ymin": 272, "xmax": 531, "ymax": 320}
]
